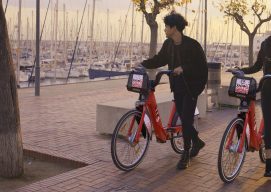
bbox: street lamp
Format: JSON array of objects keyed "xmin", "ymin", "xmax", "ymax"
[{"xmin": 35, "ymin": 0, "xmax": 40, "ymax": 96}]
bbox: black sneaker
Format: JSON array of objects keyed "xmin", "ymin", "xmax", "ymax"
[
  {"xmin": 190, "ymin": 138, "xmax": 205, "ymax": 158},
  {"xmin": 177, "ymin": 150, "xmax": 190, "ymax": 170},
  {"xmin": 264, "ymin": 171, "xmax": 271, "ymax": 177}
]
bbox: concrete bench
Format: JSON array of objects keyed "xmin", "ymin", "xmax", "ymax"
[
  {"xmin": 96, "ymin": 92, "xmax": 207, "ymax": 134},
  {"xmin": 218, "ymin": 85, "xmax": 261, "ymax": 107}
]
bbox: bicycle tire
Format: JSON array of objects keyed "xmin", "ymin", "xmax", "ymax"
[
  {"xmin": 218, "ymin": 117, "xmax": 246, "ymax": 183},
  {"xmin": 111, "ymin": 109, "xmax": 150, "ymax": 171},
  {"xmin": 170, "ymin": 112, "xmax": 185, "ymax": 154}
]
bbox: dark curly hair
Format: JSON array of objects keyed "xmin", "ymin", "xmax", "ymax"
[{"xmin": 164, "ymin": 11, "xmax": 188, "ymax": 33}]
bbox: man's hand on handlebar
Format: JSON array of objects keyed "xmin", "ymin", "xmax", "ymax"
[
  {"xmin": 134, "ymin": 63, "xmax": 146, "ymax": 72},
  {"xmin": 173, "ymin": 66, "xmax": 183, "ymax": 76},
  {"xmin": 226, "ymin": 68, "xmax": 244, "ymax": 77}
]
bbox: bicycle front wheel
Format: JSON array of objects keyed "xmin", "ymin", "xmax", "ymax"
[
  {"xmin": 111, "ymin": 110, "xmax": 150, "ymax": 171},
  {"xmin": 218, "ymin": 117, "xmax": 246, "ymax": 183},
  {"xmin": 170, "ymin": 113, "xmax": 184, "ymax": 154}
]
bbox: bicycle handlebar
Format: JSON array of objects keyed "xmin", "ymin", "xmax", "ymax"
[
  {"xmin": 152, "ymin": 70, "xmax": 172, "ymax": 88},
  {"xmin": 134, "ymin": 66, "xmax": 172, "ymax": 88},
  {"xmin": 226, "ymin": 69, "xmax": 244, "ymax": 77}
]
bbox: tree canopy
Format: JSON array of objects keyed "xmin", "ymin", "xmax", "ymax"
[
  {"xmin": 218, "ymin": 0, "xmax": 271, "ymax": 66},
  {"xmin": 132, "ymin": 0, "xmax": 191, "ymax": 14},
  {"xmin": 131, "ymin": 0, "xmax": 191, "ymax": 57},
  {"xmin": 219, "ymin": 0, "xmax": 271, "ymax": 36}
]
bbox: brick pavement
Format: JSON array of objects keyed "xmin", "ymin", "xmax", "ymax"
[{"xmin": 13, "ymin": 79, "xmax": 271, "ymax": 192}]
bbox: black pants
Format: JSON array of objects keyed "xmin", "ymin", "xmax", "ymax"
[
  {"xmin": 262, "ymin": 79, "xmax": 271, "ymax": 150},
  {"xmin": 174, "ymin": 91, "xmax": 198, "ymax": 151}
]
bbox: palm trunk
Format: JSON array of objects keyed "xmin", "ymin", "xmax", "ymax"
[{"xmin": 0, "ymin": 1, "xmax": 24, "ymax": 178}]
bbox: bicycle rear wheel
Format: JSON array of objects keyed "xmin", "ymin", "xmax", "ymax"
[
  {"xmin": 218, "ymin": 117, "xmax": 246, "ymax": 183},
  {"xmin": 111, "ymin": 109, "xmax": 150, "ymax": 171}
]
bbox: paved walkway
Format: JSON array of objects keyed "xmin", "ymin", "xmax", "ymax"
[{"xmin": 14, "ymin": 79, "xmax": 271, "ymax": 192}]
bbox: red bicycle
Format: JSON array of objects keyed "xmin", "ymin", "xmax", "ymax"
[
  {"xmin": 217, "ymin": 70, "xmax": 271, "ymax": 183},
  {"xmin": 111, "ymin": 70, "xmax": 199, "ymax": 171}
]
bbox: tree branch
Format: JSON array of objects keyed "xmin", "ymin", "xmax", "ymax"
[
  {"xmin": 225, "ymin": 10, "xmax": 250, "ymax": 35},
  {"xmin": 139, "ymin": 0, "xmax": 148, "ymax": 15},
  {"xmin": 159, "ymin": 0, "xmax": 175, "ymax": 8},
  {"xmin": 153, "ymin": 0, "xmax": 160, "ymax": 6},
  {"xmin": 153, "ymin": 0, "xmax": 160, "ymax": 16},
  {"xmin": 253, "ymin": 14, "xmax": 271, "ymax": 35},
  {"xmin": 252, "ymin": 4, "xmax": 264, "ymax": 22}
]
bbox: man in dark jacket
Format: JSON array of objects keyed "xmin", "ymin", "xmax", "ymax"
[{"xmin": 142, "ymin": 12, "xmax": 208, "ymax": 169}]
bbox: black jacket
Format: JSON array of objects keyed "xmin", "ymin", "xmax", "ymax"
[
  {"xmin": 142, "ymin": 36, "xmax": 208, "ymax": 97},
  {"xmin": 242, "ymin": 35, "xmax": 271, "ymax": 75}
]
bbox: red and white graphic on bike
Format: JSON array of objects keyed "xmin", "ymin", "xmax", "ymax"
[
  {"xmin": 132, "ymin": 74, "xmax": 143, "ymax": 88},
  {"xmin": 235, "ymin": 78, "xmax": 250, "ymax": 94}
]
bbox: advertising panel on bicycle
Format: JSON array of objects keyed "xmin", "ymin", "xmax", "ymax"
[
  {"xmin": 132, "ymin": 74, "xmax": 143, "ymax": 88},
  {"xmin": 127, "ymin": 71, "xmax": 149, "ymax": 94},
  {"xmin": 235, "ymin": 78, "xmax": 250, "ymax": 95}
]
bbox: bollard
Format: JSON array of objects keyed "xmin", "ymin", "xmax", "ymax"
[{"xmin": 207, "ymin": 62, "xmax": 221, "ymax": 107}]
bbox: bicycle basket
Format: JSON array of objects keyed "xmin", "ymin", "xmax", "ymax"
[
  {"xmin": 228, "ymin": 76, "xmax": 257, "ymax": 99},
  {"xmin": 127, "ymin": 71, "xmax": 149, "ymax": 94}
]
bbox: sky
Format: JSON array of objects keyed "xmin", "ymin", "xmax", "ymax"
[{"xmin": 3, "ymin": 0, "xmax": 271, "ymax": 46}]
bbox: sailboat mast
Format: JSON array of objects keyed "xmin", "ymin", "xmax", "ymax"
[
  {"xmin": 90, "ymin": 0, "xmax": 96, "ymax": 64},
  {"xmin": 130, "ymin": 2, "xmax": 134, "ymax": 68},
  {"xmin": 32, "ymin": 10, "xmax": 34, "ymax": 62},
  {"xmin": 225, "ymin": 18, "xmax": 229, "ymax": 68},
  {"xmin": 27, "ymin": 17, "xmax": 29, "ymax": 52},
  {"xmin": 140, "ymin": 13, "xmax": 144, "ymax": 60},
  {"xmin": 239, "ymin": 30, "xmax": 242, "ymax": 67},
  {"xmin": 87, "ymin": 4, "xmax": 90, "ymax": 39},
  {"xmin": 184, "ymin": 2, "xmax": 188, "ymax": 34},
  {"xmin": 204, "ymin": 0, "xmax": 207, "ymax": 54},
  {"xmin": 200, "ymin": 0, "xmax": 204, "ymax": 45},
  {"xmin": 230, "ymin": 19, "xmax": 234, "ymax": 68},
  {"xmin": 63, "ymin": 4, "xmax": 67, "ymax": 63},
  {"xmin": 107, "ymin": 9, "xmax": 109, "ymax": 57},
  {"xmin": 54, "ymin": 0, "xmax": 58, "ymax": 80},
  {"xmin": 16, "ymin": 0, "xmax": 22, "ymax": 85},
  {"xmin": 50, "ymin": 2, "xmax": 54, "ymax": 59},
  {"xmin": 196, "ymin": 0, "xmax": 201, "ymax": 41},
  {"xmin": 76, "ymin": 10, "xmax": 79, "ymax": 35}
]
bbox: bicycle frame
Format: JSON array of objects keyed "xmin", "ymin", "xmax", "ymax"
[
  {"xmin": 227, "ymin": 100, "xmax": 264, "ymax": 153},
  {"xmin": 131, "ymin": 90, "xmax": 181, "ymax": 143}
]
